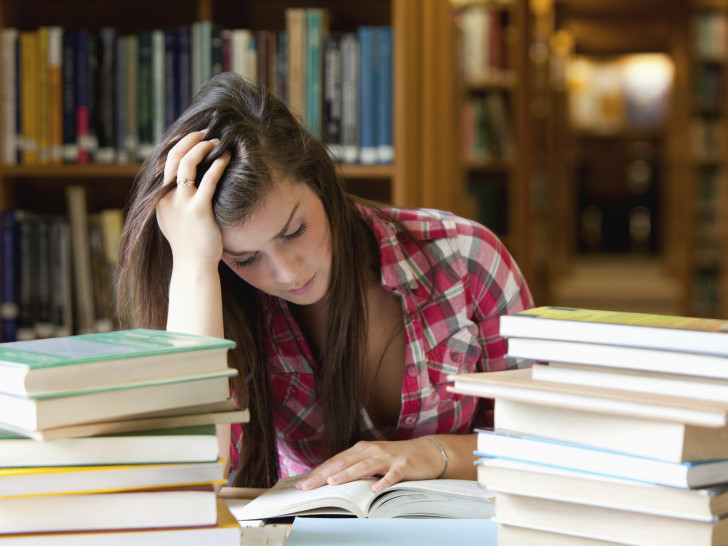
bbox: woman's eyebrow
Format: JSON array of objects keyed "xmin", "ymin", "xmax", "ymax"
[{"xmin": 223, "ymin": 202, "xmax": 301, "ymax": 257}]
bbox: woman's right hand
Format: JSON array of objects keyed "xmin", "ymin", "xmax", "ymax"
[{"xmin": 156, "ymin": 130, "xmax": 231, "ymax": 269}]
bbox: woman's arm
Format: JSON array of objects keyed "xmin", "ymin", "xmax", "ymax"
[
  {"xmin": 156, "ymin": 130, "xmax": 230, "ymax": 338},
  {"xmin": 296, "ymin": 434, "xmax": 477, "ymax": 493}
]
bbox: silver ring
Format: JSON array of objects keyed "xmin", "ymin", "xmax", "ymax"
[{"xmin": 176, "ymin": 176, "xmax": 195, "ymax": 187}]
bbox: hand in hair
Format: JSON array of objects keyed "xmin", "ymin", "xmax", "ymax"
[
  {"xmin": 295, "ymin": 434, "xmax": 477, "ymax": 493},
  {"xmin": 157, "ymin": 130, "xmax": 230, "ymax": 269}
]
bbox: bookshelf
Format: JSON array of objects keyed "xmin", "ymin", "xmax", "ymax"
[
  {"xmin": 0, "ymin": 0, "xmax": 433, "ymax": 340},
  {"xmin": 446, "ymin": 0, "xmax": 535, "ymax": 299},
  {"xmin": 683, "ymin": 1, "xmax": 728, "ymax": 317}
]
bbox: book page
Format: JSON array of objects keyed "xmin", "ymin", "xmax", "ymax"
[{"xmin": 229, "ymin": 475, "xmax": 377, "ymax": 520}]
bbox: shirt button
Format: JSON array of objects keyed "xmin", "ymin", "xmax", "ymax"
[
  {"xmin": 407, "ymin": 365, "xmax": 418, "ymax": 377},
  {"xmin": 409, "ymin": 312, "xmax": 417, "ymax": 322},
  {"xmin": 404, "ymin": 416, "xmax": 416, "ymax": 425},
  {"xmin": 450, "ymin": 351, "xmax": 461, "ymax": 363}
]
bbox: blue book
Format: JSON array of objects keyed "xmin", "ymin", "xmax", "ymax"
[
  {"xmin": 476, "ymin": 428, "xmax": 728, "ymax": 489},
  {"xmin": 377, "ymin": 26, "xmax": 393, "ymax": 164},
  {"xmin": 1, "ymin": 210, "xmax": 20, "ymax": 342},
  {"xmin": 357, "ymin": 26, "xmax": 378, "ymax": 165}
]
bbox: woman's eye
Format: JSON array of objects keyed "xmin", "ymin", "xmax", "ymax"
[
  {"xmin": 282, "ymin": 222, "xmax": 307, "ymax": 242},
  {"xmin": 233, "ymin": 254, "xmax": 258, "ymax": 268}
]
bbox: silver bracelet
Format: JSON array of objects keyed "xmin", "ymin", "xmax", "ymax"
[{"xmin": 422, "ymin": 436, "xmax": 448, "ymax": 479}]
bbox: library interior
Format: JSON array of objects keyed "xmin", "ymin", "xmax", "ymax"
[{"xmin": 5, "ymin": 1, "xmax": 728, "ymax": 545}]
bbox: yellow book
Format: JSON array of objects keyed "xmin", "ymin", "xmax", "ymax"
[{"xmin": 38, "ymin": 27, "xmax": 50, "ymax": 164}]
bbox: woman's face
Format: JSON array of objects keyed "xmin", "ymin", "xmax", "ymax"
[{"xmin": 220, "ymin": 178, "xmax": 332, "ymax": 307}]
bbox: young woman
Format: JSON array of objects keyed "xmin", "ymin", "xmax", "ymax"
[{"xmin": 118, "ymin": 72, "xmax": 533, "ymax": 491}]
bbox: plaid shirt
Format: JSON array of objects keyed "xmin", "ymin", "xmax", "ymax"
[{"xmin": 230, "ymin": 203, "xmax": 533, "ymax": 477}]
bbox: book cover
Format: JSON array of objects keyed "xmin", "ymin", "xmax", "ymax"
[
  {"xmin": 0, "ymin": 424, "xmax": 220, "ymax": 467},
  {"xmin": 477, "ymin": 457, "xmax": 728, "ymax": 521},
  {"xmin": 20, "ymin": 30, "xmax": 40, "ymax": 164},
  {"xmin": 507, "ymin": 336, "xmax": 728, "ymax": 380},
  {"xmin": 495, "ymin": 491, "xmax": 728, "ymax": 546},
  {"xmin": 136, "ymin": 31, "xmax": 153, "ymax": 160},
  {"xmin": 74, "ymin": 29, "xmax": 91, "ymax": 164},
  {"xmin": 499, "ymin": 306, "xmax": 728, "ymax": 356},
  {"xmin": 124, "ymin": 34, "xmax": 139, "ymax": 161},
  {"xmin": 493, "ymin": 397, "xmax": 728, "ymax": 463},
  {"xmin": 0, "ymin": 488, "xmax": 218, "ymax": 534},
  {"xmin": 0, "ymin": 498, "xmax": 241, "ymax": 545},
  {"xmin": 48, "ymin": 217, "xmax": 73, "ymax": 337},
  {"xmin": 151, "ymin": 29, "xmax": 165, "ymax": 141},
  {"xmin": 176, "ymin": 25, "xmax": 192, "ymax": 117},
  {"xmin": 37, "ymin": 27, "xmax": 49, "ymax": 164},
  {"xmin": 448, "ymin": 368, "xmax": 728, "ymax": 427},
  {"xmin": 0, "ymin": 328, "xmax": 235, "ymax": 397},
  {"xmin": 94, "ymin": 27, "xmax": 116, "ymax": 164},
  {"xmin": 0, "ymin": 373, "xmax": 235, "ymax": 431},
  {"xmin": 476, "ymin": 428, "xmax": 728, "ymax": 488}
]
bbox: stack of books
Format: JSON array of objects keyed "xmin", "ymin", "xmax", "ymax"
[
  {"xmin": 0, "ymin": 328, "xmax": 248, "ymax": 544},
  {"xmin": 448, "ymin": 306, "xmax": 728, "ymax": 545}
]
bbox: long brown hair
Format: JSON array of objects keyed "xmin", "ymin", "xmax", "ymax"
[{"xmin": 117, "ymin": 72, "xmax": 376, "ymax": 487}]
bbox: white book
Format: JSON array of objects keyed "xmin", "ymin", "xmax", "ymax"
[{"xmin": 476, "ymin": 429, "xmax": 728, "ymax": 488}]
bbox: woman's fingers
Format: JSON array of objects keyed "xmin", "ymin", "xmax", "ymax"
[
  {"xmin": 197, "ymin": 151, "xmax": 231, "ymax": 202},
  {"xmin": 174, "ymin": 138, "xmax": 220, "ymax": 189},
  {"xmin": 163, "ymin": 131, "xmax": 207, "ymax": 185}
]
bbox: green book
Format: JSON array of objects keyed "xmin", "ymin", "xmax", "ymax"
[{"xmin": 0, "ymin": 329, "xmax": 236, "ymax": 397}]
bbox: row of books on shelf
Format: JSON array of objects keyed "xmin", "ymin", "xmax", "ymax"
[
  {"xmin": 694, "ymin": 9, "xmax": 728, "ymax": 61},
  {"xmin": 0, "ymin": 328, "xmax": 248, "ymax": 543},
  {"xmin": 1, "ymin": 10, "xmax": 393, "ymax": 167},
  {"xmin": 1, "ymin": 186, "xmax": 121, "ymax": 342},
  {"xmin": 461, "ymin": 90, "xmax": 514, "ymax": 163},
  {"xmin": 454, "ymin": 1, "xmax": 511, "ymax": 85},
  {"xmin": 693, "ymin": 63, "xmax": 725, "ymax": 114},
  {"xmin": 691, "ymin": 117, "xmax": 726, "ymax": 161},
  {"xmin": 449, "ymin": 306, "xmax": 728, "ymax": 545}
]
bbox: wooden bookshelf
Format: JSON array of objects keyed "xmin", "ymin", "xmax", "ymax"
[
  {"xmin": 682, "ymin": 1, "xmax": 728, "ymax": 317},
  {"xmin": 0, "ymin": 0, "xmax": 439, "ymax": 340},
  {"xmin": 443, "ymin": 0, "xmax": 535, "ymax": 296}
]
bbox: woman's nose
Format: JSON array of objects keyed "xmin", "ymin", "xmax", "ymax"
[{"xmin": 273, "ymin": 251, "xmax": 302, "ymax": 283}]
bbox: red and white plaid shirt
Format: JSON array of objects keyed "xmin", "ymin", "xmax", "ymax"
[{"xmin": 230, "ymin": 203, "xmax": 533, "ymax": 477}]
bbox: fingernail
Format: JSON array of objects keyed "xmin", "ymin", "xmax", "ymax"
[
  {"xmin": 328, "ymin": 475, "xmax": 340, "ymax": 485},
  {"xmin": 299, "ymin": 478, "xmax": 314, "ymax": 490},
  {"xmin": 371, "ymin": 483, "xmax": 383, "ymax": 493},
  {"xmin": 200, "ymin": 128, "xmax": 209, "ymax": 134}
]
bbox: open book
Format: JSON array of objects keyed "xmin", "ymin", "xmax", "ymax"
[{"xmin": 229, "ymin": 475, "xmax": 495, "ymax": 520}]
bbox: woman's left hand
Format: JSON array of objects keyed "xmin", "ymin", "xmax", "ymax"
[{"xmin": 295, "ymin": 437, "xmax": 451, "ymax": 493}]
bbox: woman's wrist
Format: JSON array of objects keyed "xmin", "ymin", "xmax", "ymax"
[{"xmin": 421, "ymin": 436, "xmax": 448, "ymax": 479}]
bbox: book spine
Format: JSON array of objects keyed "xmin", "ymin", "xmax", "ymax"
[
  {"xmin": 211, "ymin": 24, "xmax": 222, "ymax": 77},
  {"xmin": 20, "ymin": 31, "xmax": 40, "ymax": 164},
  {"xmin": 61, "ymin": 29, "xmax": 78, "ymax": 163},
  {"xmin": 275, "ymin": 31, "xmax": 288, "ymax": 104},
  {"xmin": 137, "ymin": 31, "xmax": 153, "ymax": 161},
  {"xmin": 286, "ymin": 8, "xmax": 307, "ymax": 122},
  {"xmin": 256, "ymin": 30, "xmax": 271, "ymax": 90},
  {"xmin": 65, "ymin": 185, "xmax": 96, "ymax": 335},
  {"xmin": 357, "ymin": 26, "xmax": 378, "ymax": 165},
  {"xmin": 1, "ymin": 210, "xmax": 19, "ymax": 342},
  {"xmin": 34, "ymin": 216, "xmax": 54, "ymax": 339},
  {"xmin": 1, "ymin": 28, "xmax": 18, "ymax": 165},
  {"xmin": 38, "ymin": 27, "xmax": 50, "ymax": 164},
  {"xmin": 47, "ymin": 26, "xmax": 63, "ymax": 165},
  {"xmin": 124, "ymin": 34, "xmax": 139, "ymax": 161},
  {"xmin": 323, "ymin": 32, "xmax": 342, "ymax": 161},
  {"xmin": 17, "ymin": 213, "xmax": 37, "ymax": 340},
  {"xmin": 95, "ymin": 27, "xmax": 116, "ymax": 164},
  {"xmin": 74, "ymin": 29, "xmax": 90, "ymax": 164},
  {"xmin": 86, "ymin": 30, "xmax": 99, "ymax": 162},
  {"xmin": 114, "ymin": 33, "xmax": 128, "ymax": 164},
  {"xmin": 377, "ymin": 26, "xmax": 393, "ymax": 164},
  {"xmin": 49, "ymin": 217, "xmax": 74, "ymax": 337},
  {"xmin": 305, "ymin": 8, "xmax": 327, "ymax": 139},
  {"xmin": 151, "ymin": 29, "xmax": 165, "ymax": 141},
  {"xmin": 176, "ymin": 26, "xmax": 192, "ymax": 117},
  {"xmin": 340, "ymin": 32, "xmax": 359, "ymax": 164},
  {"xmin": 197, "ymin": 21, "xmax": 212, "ymax": 89},
  {"xmin": 164, "ymin": 28, "xmax": 178, "ymax": 130}
]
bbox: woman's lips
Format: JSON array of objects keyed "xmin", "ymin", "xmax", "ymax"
[{"xmin": 288, "ymin": 274, "xmax": 315, "ymax": 295}]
